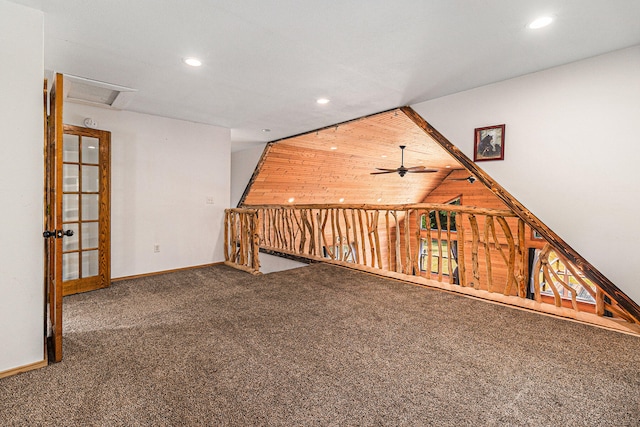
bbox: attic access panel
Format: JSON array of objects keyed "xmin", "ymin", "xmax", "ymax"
[{"xmin": 63, "ymin": 74, "xmax": 137, "ymax": 109}]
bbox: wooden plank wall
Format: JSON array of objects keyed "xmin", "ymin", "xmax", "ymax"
[{"xmin": 243, "ymin": 109, "xmax": 461, "ymax": 206}]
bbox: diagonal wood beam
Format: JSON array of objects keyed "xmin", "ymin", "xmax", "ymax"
[{"xmin": 401, "ymin": 105, "xmax": 640, "ymax": 325}]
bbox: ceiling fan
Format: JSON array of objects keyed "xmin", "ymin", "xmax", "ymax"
[{"xmin": 371, "ymin": 145, "xmax": 437, "ymax": 177}]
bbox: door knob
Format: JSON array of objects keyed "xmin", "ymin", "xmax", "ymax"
[
  {"xmin": 55, "ymin": 229, "xmax": 74, "ymax": 238},
  {"xmin": 43, "ymin": 229, "xmax": 74, "ymax": 238}
]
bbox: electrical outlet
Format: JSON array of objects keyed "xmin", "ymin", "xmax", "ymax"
[
  {"xmin": 206, "ymin": 196, "xmax": 215, "ymax": 205},
  {"xmin": 154, "ymin": 244, "xmax": 160, "ymax": 253}
]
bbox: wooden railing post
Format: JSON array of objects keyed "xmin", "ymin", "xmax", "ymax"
[{"xmin": 224, "ymin": 208, "xmax": 261, "ymax": 275}]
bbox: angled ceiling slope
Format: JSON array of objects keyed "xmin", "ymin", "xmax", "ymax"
[
  {"xmin": 240, "ymin": 107, "xmax": 640, "ymax": 324},
  {"xmin": 241, "ymin": 108, "xmax": 465, "ymax": 206}
]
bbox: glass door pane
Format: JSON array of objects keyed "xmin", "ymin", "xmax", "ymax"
[
  {"xmin": 82, "ymin": 165, "xmax": 99, "ymax": 192},
  {"xmin": 81, "ymin": 194, "xmax": 99, "ymax": 221},
  {"xmin": 63, "ymin": 252, "xmax": 79, "ymax": 280},
  {"xmin": 81, "ymin": 250, "xmax": 99, "ymax": 278},
  {"xmin": 81, "ymin": 222, "xmax": 99, "ymax": 249},
  {"xmin": 63, "ymin": 223, "xmax": 79, "ymax": 251},
  {"xmin": 63, "ymin": 134, "xmax": 79, "ymax": 162},
  {"xmin": 63, "ymin": 194, "xmax": 79, "ymax": 222},
  {"xmin": 82, "ymin": 137, "xmax": 99, "ymax": 164},
  {"xmin": 63, "ymin": 164, "xmax": 79, "ymax": 192}
]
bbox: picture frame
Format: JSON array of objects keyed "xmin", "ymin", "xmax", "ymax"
[{"xmin": 474, "ymin": 124, "xmax": 505, "ymax": 161}]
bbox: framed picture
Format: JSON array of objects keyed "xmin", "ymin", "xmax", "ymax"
[{"xmin": 474, "ymin": 124, "xmax": 505, "ymax": 161}]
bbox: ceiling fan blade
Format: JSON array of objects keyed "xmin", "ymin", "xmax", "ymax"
[
  {"xmin": 372, "ymin": 146, "xmax": 436, "ymax": 176},
  {"xmin": 408, "ymin": 169, "xmax": 438, "ymax": 173}
]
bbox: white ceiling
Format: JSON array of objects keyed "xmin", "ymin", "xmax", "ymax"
[{"xmin": 10, "ymin": 0, "xmax": 640, "ymax": 150}]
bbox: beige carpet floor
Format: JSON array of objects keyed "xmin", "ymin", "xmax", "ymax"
[{"xmin": 1, "ymin": 263, "xmax": 639, "ymax": 426}]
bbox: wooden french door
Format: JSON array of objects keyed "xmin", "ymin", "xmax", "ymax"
[
  {"xmin": 44, "ymin": 73, "xmax": 111, "ymax": 363},
  {"xmin": 59, "ymin": 125, "xmax": 111, "ymax": 296}
]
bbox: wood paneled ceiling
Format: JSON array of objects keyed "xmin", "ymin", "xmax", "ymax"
[{"xmin": 242, "ymin": 109, "xmax": 468, "ymax": 206}]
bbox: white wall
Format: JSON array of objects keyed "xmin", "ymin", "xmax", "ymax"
[
  {"xmin": 0, "ymin": 1, "xmax": 44, "ymax": 373},
  {"xmin": 65, "ymin": 103, "xmax": 230, "ymax": 278},
  {"xmin": 412, "ymin": 45, "xmax": 640, "ymax": 304},
  {"xmin": 231, "ymin": 144, "xmax": 266, "ymax": 207}
]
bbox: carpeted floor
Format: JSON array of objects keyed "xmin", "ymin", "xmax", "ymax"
[{"xmin": 1, "ymin": 263, "xmax": 639, "ymax": 426}]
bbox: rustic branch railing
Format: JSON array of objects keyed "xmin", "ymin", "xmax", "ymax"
[
  {"xmin": 225, "ymin": 204, "xmax": 639, "ymax": 333},
  {"xmin": 224, "ymin": 208, "xmax": 260, "ymax": 274},
  {"xmin": 533, "ymin": 244, "xmax": 635, "ymax": 323},
  {"xmin": 253, "ymin": 203, "xmax": 526, "ymax": 293}
]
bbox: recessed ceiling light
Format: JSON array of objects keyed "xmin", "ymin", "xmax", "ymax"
[
  {"xmin": 262, "ymin": 128, "xmax": 271, "ymax": 133},
  {"xmin": 339, "ymin": 198, "xmax": 345, "ymax": 203},
  {"xmin": 445, "ymin": 165, "xmax": 451, "ymax": 168},
  {"xmin": 330, "ymin": 146, "xmax": 338, "ymax": 150},
  {"xmin": 183, "ymin": 57, "xmax": 202, "ymax": 67},
  {"xmin": 316, "ymin": 98, "xmax": 330, "ymax": 105},
  {"xmin": 377, "ymin": 198, "xmax": 382, "ymax": 202},
  {"xmin": 528, "ymin": 16, "xmax": 553, "ymax": 29},
  {"xmin": 381, "ymin": 155, "xmax": 387, "ymax": 158},
  {"xmin": 288, "ymin": 197, "xmax": 295, "ymax": 203}
]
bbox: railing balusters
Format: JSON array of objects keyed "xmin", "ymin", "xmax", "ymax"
[
  {"xmin": 446, "ymin": 211, "xmax": 453, "ymax": 285},
  {"xmin": 335, "ymin": 209, "xmax": 343, "ymax": 261},
  {"xmin": 351, "ymin": 210, "xmax": 359, "ymax": 263},
  {"xmin": 315, "ymin": 210, "xmax": 323, "ymax": 258},
  {"xmin": 483, "ymin": 216, "xmax": 493, "ymax": 293},
  {"xmin": 318, "ymin": 209, "xmax": 330, "ymax": 259},
  {"xmin": 457, "ymin": 212, "xmax": 467, "ymax": 287},
  {"xmin": 496, "ymin": 216, "xmax": 516, "ymax": 296},
  {"xmin": 391, "ymin": 210, "xmax": 401, "ymax": 272},
  {"xmin": 365, "ymin": 212, "xmax": 375, "ymax": 268},
  {"xmin": 468, "ymin": 214, "xmax": 480, "ymax": 289},
  {"xmin": 384, "ymin": 210, "xmax": 393, "ymax": 271},
  {"xmin": 413, "ymin": 211, "xmax": 420, "ymax": 276},
  {"xmin": 435, "ymin": 209, "xmax": 443, "ymax": 282},
  {"xmin": 372, "ymin": 210, "xmax": 383, "ymax": 269},
  {"xmin": 425, "ymin": 211, "xmax": 432, "ymax": 279},
  {"xmin": 356, "ymin": 210, "xmax": 366, "ymax": 266},
  {"xmin": 517, "ymin": 219, "xmax": 526, "ymax": 297},
  {"xmin": 230, "ymin": 212, "xmax": 237, "ymax": 263}
]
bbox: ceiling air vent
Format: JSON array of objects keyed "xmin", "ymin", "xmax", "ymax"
[{"xmin": 63, "ymin": 74, "xmax": 137, "ymax": 109}]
